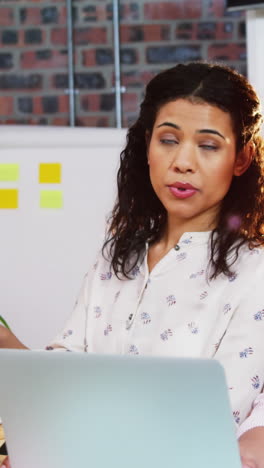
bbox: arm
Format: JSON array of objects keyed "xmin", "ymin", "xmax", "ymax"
[
  {"xmin": 0, "ymin": 250, "xmax": 102, "ymax": 353},
  {"xmin": 238, "ymin": 393, "xmax": 264, "ymax": 468},
  {"xmin": 213, "ymin": 268, "xmax": 264, "ymax": 425},
  {"xmin": 212, "ymin": 264, "xmax": 264, "ymax": 466},
  {"xmin": 0, "ymin": 265, "xmax": 95, "ymax": 352},
  {"xmin": 0, "ymin": 254, "xmax": 99, "ymax": 352},
  {"xmin": 46, "ymin": 266, "xmax": 95, "ymax": 352}
]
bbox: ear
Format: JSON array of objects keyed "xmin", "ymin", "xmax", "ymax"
[{"xmin": 233, "ymin": 142, "xmax": 254, "ymax": 177}]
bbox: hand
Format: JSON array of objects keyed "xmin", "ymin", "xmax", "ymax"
[
  {"xmin": 0, "ymin": 326, "xmax": 28, "ymax": 349},
  {"xmin": 239, "ymin": 426, "xmax": 264, "ymax": 468},
  {"xmin": 0, "ymin": 456, "xmax": 11, "ymax": 468}
]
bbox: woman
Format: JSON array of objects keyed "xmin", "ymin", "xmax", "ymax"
[{"xmin": 1, "ymin": 62, "xmax": 264, "ymax": 467}]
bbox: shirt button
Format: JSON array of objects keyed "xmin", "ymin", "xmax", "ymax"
[{"xmin": 174, "ymin": 244, "xmax": 180, "ymax": 251}]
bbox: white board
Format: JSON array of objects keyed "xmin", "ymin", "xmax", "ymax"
[
  {"xmin": 246, "ymin": 9, "xmax": 264, "ymax": 111},
  {"xmin": 0, "ymin": 126, "xmax": 127, "ymax": 348}
]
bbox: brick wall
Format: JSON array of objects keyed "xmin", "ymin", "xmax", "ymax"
[{"xmin": 0, "ymin": 0, "xmax": 246, "ymax": 127}]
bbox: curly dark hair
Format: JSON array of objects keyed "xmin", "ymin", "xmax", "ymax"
[{"xmin": 103, "ymin": 61, "xmax": 264, "ymax": 279}]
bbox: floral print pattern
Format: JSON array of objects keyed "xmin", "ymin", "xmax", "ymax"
[{"xmin": 48, "ymin": 231, "xmax": 264, "ymax": 432}]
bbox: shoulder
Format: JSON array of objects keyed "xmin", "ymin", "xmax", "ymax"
[
  {"xmin": 234, "ymin": 243, "xmax": 264, "ymax": 269},
  {"xmin": 221, "ymin": 243, "xmax": 264, "ymax": 293},
  {"xmin": 89, "ymin": 248, "xmax": 112, "ymax": 278},
  {"xmin": 232, "ymin": 244, "xmax": 264, "ymax": 298}
]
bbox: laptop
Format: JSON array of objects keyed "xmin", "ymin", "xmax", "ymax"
[{"xmin": 0, "ymin": 350, "xmax": 241, "ymax": 468}]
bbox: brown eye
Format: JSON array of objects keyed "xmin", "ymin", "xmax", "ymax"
[
  {"xmin": 199, "ymin": 144, "xmax": 218, "ymax": 151},
  {"xmin": 160, "ymin": 138, "xmax": 178, "ymax": 145}
]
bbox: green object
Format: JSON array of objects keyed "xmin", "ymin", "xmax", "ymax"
[
  {"xmin": 0, "ymin": 316, "xmax": 10, "ymax": 330},
  {"xmin": 0, "ymin": 163, "xmax": 19, "ymax": 182},
  {"xmin": 40, "ymin": 190, "xmax": 63, "ymax": 209}
]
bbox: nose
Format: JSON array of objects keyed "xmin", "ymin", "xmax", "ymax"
[{"xmin": 171, "ymin": 143, "xmax": 196, "ymax": 173}]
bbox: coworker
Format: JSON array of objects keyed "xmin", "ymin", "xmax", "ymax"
[{"xmin": 1, "ymin": 62, "xmax": 264, "ymax": 468}]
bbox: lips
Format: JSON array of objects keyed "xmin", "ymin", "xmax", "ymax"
[
  {"xmin": 167, "ymin": 181, "xmax": 198, "ymax": 200},
  {"xmin": 170, "ymin": 182, "xmax": 198, "ymax": 190}
]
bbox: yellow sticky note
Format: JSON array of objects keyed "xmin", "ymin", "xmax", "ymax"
[
  {"xmin": 0, "ymin": 189, "xmax": 18, "ymax": 209},
  {"xmin": 40, "ymin": 190, "xmax": 63, "ymax": 209},
  {"xmin": 0, "ymin": 163, "xmax": 19, "ymax": 182},
  {"xmin": 39, "ymin": 163, "xmax": 61, "ymax": 184}
]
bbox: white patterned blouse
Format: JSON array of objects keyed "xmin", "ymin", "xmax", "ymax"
[{"xmin": 48, "ymin": 231, "xmax": 264, "ymax": 434}]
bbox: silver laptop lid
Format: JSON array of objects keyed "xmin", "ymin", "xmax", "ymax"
[{"xmin": 0, "ymin": 350, "xmax": 241, "ymax": 468}]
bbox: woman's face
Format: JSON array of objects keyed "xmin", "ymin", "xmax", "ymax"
[{"xmin": 147, "ymin": 98, "xmax": 243, "ymax": 231}]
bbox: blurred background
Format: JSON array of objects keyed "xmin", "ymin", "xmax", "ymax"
[{"xmin": 0, "ymin": 0, "xmax": 248, "ymax": 128}]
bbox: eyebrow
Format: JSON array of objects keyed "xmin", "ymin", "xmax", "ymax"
[{"xmin": 156, "ymin": 122, "xmax": 226, "ymax": 141}]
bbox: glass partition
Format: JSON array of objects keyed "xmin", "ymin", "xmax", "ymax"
[
  {"xmin": 119, "ymin": 0, "xmax": 246, "ymax": 127},
  {"xmin": 73, "ymin": 0, "xmax": 116, "ymax": 127},
  {"xmin": 0, "ymin": 0, "xmax": 246, "ymax": 127},
  {"xmin": 0, "ymin": 0, "xmax": 70, "ymax": 125}
]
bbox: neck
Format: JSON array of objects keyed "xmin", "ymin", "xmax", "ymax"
[{"xmin": 160, "ymin": 213, "xmax": 217, "ymax": 251}]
